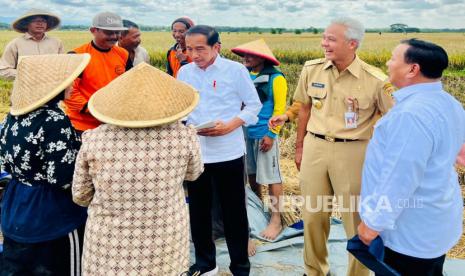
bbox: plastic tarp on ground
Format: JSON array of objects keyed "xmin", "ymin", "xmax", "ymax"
[{"xmin": 191, "ymin": 186, "xmax": 465, "ymax": 275}]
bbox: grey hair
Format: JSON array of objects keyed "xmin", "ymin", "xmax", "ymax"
[{"xmin": 330, "ymin": 17, "xmax": 365, "ymax": 48}]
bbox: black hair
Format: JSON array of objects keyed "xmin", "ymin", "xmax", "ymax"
[
  {"xmin": 401, "ymin": 38, "xmax": 448, "ymax": 79},
  {"xmin": 186, "ymin": 25, "xmax": 220, "ymax": 47},
  {"xmin": 171, "ymin": 18, "xmax": 192, "ymax": 30},
  {"xmin": 122, "ymin": 19, "xmax": 139, "ymax": 36}
]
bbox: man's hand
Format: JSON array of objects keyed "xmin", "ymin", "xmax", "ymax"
[
  {"xmin": 295, "ymin": 146, "xmax": 303, "ymax": 171},
  {"xmin": 357, "ymin": 221, "xmax": 379, "ymax": 246},
  {"xmin": 175, "ymin": 48, "xmax": 187, "ymax": 62},
  {"xmin": 268, "ymin": 114, "xmax": 288, "ymax": 129},
  {"xmin": 260, "ymin": 136, "xmax": 274, "ymax": 152},
  {"xmin": 197, "ymin": 121, "xmax": 234, "ymax": 136}
]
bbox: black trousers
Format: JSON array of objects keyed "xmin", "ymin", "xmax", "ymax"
[
  {"xmin": 187, "ymin": 157, "xmax": 250, "ymax": 276},
  {"xmin": 376, "ymin": 247, "xmax": 446, "ymax": 276},
  {"xmin": 1, "ymin": 224, "xmax": 85, "ymax": 276}
]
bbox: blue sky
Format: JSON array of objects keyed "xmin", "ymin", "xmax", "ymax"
[{"xmin": 2, "ymin": 0, "xmax": 464, "ymax": 28}]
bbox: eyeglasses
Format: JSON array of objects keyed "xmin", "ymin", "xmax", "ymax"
[
  {"xmin": 30, "ymin": 18, "xmax": 47, "ymax": 24},
  {"xmin": 97, "ymin": 29, "xmax": 121, "ymax": 36}
]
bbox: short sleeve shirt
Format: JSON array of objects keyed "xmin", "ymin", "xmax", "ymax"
[{"xmin": 293, "ymin": 56, "xmax": 394, "ymax": 140}]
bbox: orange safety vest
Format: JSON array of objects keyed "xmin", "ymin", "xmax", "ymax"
[
  {"xmin": 64, "ymin": 41, "xmax": 129, "ymax": 131},
  {"xmin": 166, "ymin": 45, "xmax": 192, "ymax": 78}
]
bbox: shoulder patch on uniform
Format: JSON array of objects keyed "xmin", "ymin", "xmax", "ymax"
[
  {"xmin": 383, "ymin": 82, "xmax": 395, "ymax": 97},
  {"xmin": 363, "ymin": 64, "xmax": 388, "ymax": 81},
  {"xmin": 304, "ymin": 58, "xmax": 326, "ymax": 67}
]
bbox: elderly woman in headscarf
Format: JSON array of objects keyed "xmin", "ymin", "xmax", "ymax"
[
  {"xmin": 0, "ymin": 54, "xmax": 90, "ymax": 275},
  {"xmin": 166, "ymin": 16, "xmax": 195, "ymax": 78},
  {"xmin": 71, "ymin": 63, "xmax": 203, "ymax": 275}
]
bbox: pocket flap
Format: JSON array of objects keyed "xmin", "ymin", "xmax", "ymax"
[{"xmin": 307, "ymin": 87, "xmax": 327, "ymax": 99}]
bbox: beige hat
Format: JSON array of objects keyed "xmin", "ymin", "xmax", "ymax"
[
  {"xmin": 12, "ymin": 9, "xmax": 60, "ymax": 33},
  {"xmin": 10, "ymin": 54, "xmax": 91, "ymax": 116},
  {"xmin": 231, "ymin": 39, "xmax": 280, "ymax": 66},
  {"xmin": 88, "ymin": 63, "xmax": 199, "ymax": 128}
]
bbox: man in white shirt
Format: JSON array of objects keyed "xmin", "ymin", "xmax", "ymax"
[
  {"xmin": 358, "ymin": 39, "xmax": 465, "ymax": 275},
  {"xmin": 118, "ymin": 19, "xmax": 150, "ymax": 66},
  {"xmin": 177, "ymin": 25, "xmax": 262, "ymax": 276}
]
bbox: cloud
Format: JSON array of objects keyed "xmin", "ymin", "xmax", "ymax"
[{"xmin": 0, "ymin": 0, "xmax": 463, "ymax": 28}]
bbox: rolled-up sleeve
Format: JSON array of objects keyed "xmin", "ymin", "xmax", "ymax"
[
  {"xmin": 72, "ymin": 132, "xmax": 95, "ymax": 207},
  {"xmin": 361, "ymin": 112, "xmax": 434, "ymax": 232},
  {"xmin": 236, "ymin": 65, "xmax": 262, "ymax": 126},
  {"xmin": 185, "ymin": 127, "xmax": 204, "ymax": 181},
  {"xmin": 0, "ymin": 40, "xmax": 19, "ymax": 80}
]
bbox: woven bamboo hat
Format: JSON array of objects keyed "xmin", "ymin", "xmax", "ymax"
[
  {"xmin": 231, "ymin": 39, "xmax": 280, "ymax": 66},
  {"xmin": 88, "ymin": 63, "xmax": 199, "ymax": 128},
  {"xmin": 10, "ymin": 54, "xmax": 90, "ymax": 116},
  {"xmin": 12, "ymin": 9, "xmax": 61, "ymax": 33}
]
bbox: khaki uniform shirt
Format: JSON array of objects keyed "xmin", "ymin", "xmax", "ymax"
[
  {"xmin": 293, "ymin": 56, "xmax": 394, "ymax": 140},
  {"xmin": 0, "ymin": 33, "xmax": 64, "ymax": 80}
]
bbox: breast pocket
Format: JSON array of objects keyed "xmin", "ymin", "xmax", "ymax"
[{"xmin": 307, "ymin": 87, "xmax": 327, "ymax": 110}]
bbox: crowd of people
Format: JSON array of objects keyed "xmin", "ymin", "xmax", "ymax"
[{"xmin": 0, "ymin": 8, "xmax": 464, "ymax": 276}]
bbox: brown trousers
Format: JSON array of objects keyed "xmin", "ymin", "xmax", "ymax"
[{"xmin": 299, "ymin": 134, "xmax": 370, "ymax": 276}]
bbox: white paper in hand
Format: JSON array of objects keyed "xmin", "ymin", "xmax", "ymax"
[{"xmin": 194, "ymin": 121, "xmax": 216, "ymax": 130}]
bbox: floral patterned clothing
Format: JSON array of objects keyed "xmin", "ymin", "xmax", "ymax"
[
  {"xmin": 0, "ymin": 102, "xmax": 87, "ymax": 242},
  {"xmin": 72, "ymin": 122, "xmax": 203, "ymax": 275}
]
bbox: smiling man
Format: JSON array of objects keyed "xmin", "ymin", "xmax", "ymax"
[
  {"xmin": 118, "ymin": 19, "xmax": 149, "ymax": 65},
  {"xmin": 0, "ymin": 9, "xmax": 63, "ymax": 80},
  {"xmin": 358, "ymin": 39, "xmax": 465, "ymax": 276},
  {"xmin": 64, "ymin": 11, "xmax": 132, "ymax": 133},
  {"xmin": 292, "ymin": 17, "xmax": 394, "ymax": 276},
  {"xmin": 177, "ymin": 25, "xmax": 262, "ymax": 276}
]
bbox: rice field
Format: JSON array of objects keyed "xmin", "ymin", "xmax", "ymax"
[{"xmin": 1, "ymin": 30, "xmax": 465, "ymax": 259}]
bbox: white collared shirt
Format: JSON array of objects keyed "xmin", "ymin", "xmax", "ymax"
[
  {"xmin": 361, "ymin": 82, "xmax": 465, "ymax": 258},
  {"xmin": 177, "ymin": 55, "xmax": 262, "ymax": 164},
  {"xmin": 133, "ymin": 45, "xmax": 150, "ymax": 66}
]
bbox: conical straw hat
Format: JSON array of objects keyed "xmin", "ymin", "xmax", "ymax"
[
  {"xmin": 12, "ymin": 9, "xmax": 61, "ymax": 33},
  {"xmin": 88, "ymin": 63, "xmax": 199, "ymax": 128},
  {"xmin": 231, "ymin": 39, "xmax": 280, "ymax": 66},
  {"xmin": 10, "ymin": 54, "xmax": 90, "ymax": 116}
]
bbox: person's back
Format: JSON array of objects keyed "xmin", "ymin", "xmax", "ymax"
[
  {"xmin": 73, "ymin": 123, "xmax": 199, "ymax": 274},
  {"xmin": 72, "ymin": 62, "xmax": 202, "ymax": 275}
]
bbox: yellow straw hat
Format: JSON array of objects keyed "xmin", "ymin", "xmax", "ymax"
[
  {"xmin": 12, "ymin": 9, "xmax": 61, "ymax": 33},
  {"xmin": 10, "ymin": 53, "xmax": 91, "ymax": 116},
  {"xmin": 231, "ymin": 39, "xmax": 280, "ymax": 66},
  {"xmin": 88, "ymin": 62, "xmax": 199, "ymax": 128}
]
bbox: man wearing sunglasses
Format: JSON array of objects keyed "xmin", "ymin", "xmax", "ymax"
[{"xmin": 64, "ymin": 11, "xmax": 133, "ymax": 133}]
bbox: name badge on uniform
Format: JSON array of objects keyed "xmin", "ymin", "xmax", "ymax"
[
  {"xmin": 345, "ymin": 111, "xmax": 357, "ymax": 129},
  {"xmin": 311, "ymin": 82, "xmax": 325, "ymax": 88},
  {"xmin": 344, "ymin": 100, "xmax": 358, "ymax": 129}
]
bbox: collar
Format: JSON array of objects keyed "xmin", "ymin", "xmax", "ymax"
[
  {"xmin": 323, "ymin": 56, "xmax": 361, "ymax": 78},
  {"xmin": 24, "ymin": 32, "xmax": 47, "ymax": 41},
  {"xmin": 393, "ymin": 81, "xmax": 443, "ymax": 103},
  {"xmin": 91, "ymin": 40, "xmax": 112, "ymax": 53},
  {"xmin": 194, "ymin": 54, "xmax": 222, "ymax": 71}
]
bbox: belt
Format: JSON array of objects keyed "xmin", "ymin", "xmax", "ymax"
[{"xmin": 309, "ymin": 132, "xmax": 358, "ymax": 143}]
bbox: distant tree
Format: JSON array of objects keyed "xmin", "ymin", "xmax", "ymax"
[
  {"xmin": 390, "ymin": 23, "xmax": 408, "ymax": 33},
  {"xmin": 313, "ymin": 28, "xmax": 318, "ymax": 34},
  {"xmin": 405, "ymin": 27, "xmax": 420, "ymax": 33},
  {"xmin": 271, "ymin": 28, "xmax": 277, "ymax": 34},
  {"xmin": 277, "ymin": 28, "xmax": 283, "ymax": 34},
  {"xmin": 294, "ymin": 29, "xmax": 302, "ymax": 35}
]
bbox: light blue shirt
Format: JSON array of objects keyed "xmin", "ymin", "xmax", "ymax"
[
  {"xmin": 361, "ymin": 81, "xmax": 465, "ymax": 258},
  {"xmin": 177, "ymin": 55, "xmax": 262, "ymax": 164}
]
